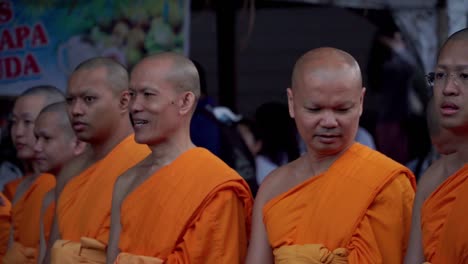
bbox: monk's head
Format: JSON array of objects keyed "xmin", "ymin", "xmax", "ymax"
[
  {"xmin": 11, "ymin": 85, "xmax": 64, "ymax": 162},
  {"xmin": 287, "ymin": 47, "xmax": 365, "ymax": 157},
  {"xmin": 129, "ymin": 52, "xmax": 200, "ymax": 145},
  {"xmin": 426, "ymin": 97, "xmax": 456, "ymax": 155},
  {"xmin": 66, "ymin": 57, "xmax": 130, "ymax": 144},
  {"xmin": 34, "ymin": 102, "xmax": 87, "ymax": 175},
  {"xmin": 432, "ymin": 28, "xmax": 468, "ymax": 136}
]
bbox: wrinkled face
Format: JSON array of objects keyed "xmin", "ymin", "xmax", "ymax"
[
  {"xmin": 433, "ymin": 39, "xmax": 468, "ymax": 133},
  {"xmin": 129, "ymin": 62, "xmax": 182, "ymax": 145},
  {"xmin": 11, "ymin": 95, "xmax": 47, "ymax": 160},
  {"xmin": 66, "ymin": 67, "xmax": 121, "ymax": 144},
  {"xmin": 34, "ymin": 112, "xmax": 77, "ymax": 175},
  {"xmin": 288, "ymin": 71, "xmax": 364, "ymax": 157}
]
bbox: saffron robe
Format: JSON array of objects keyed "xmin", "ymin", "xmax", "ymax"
[
  {"xmin": 264, "ymin": 143, "xmax": 416, "ymax": 263},
  {"xmin": 3, "ymin": 179, "xmax": 22, "ymax": 202},
  {"xmin": 51, "ymin": 134, "xmax": 149, "ymax": 263},
  {"xmin": 3, "ymin": 173, "xmax": 55, "ymax": 264},
  {"xmin": 422, "ymin": 164, "xmax": 468, "ymax": 263},
  {"xmin": 115, "ymin": 148, "xmax": 253, "ymax": 264}
]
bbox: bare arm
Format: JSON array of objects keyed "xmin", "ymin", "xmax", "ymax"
[
  {"xmin": 106, "ymin": 175, "xmax": 129, "ymax": 264},
  {"xmin": 245, "ymin": 185, "xmax": 273, "ymax": 264},
  {"xmin": 404, "ymin": 188, "xmax": 425, "ymax": 264}
]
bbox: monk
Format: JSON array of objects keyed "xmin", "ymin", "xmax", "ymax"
[
  {"xmin": 49, "ymin": 57, "xmax": 150, "ymax": 264},
  {"xmin": 246, "ymin": 47, "xmax": 416, "ymax": 264},
  {"xmin": 32, "ymin": 102, "xmax": 88, "ymax": 264},
  {"xmin": 106, "ymin": 53, "xmax": 253, "ymax": 264},
  {"xmin": 404, "ymin": 28, "xmax": 468, "ymax": 264},
  {"xmin": 3, "ymin": 85, "xmax": 65, "ymax": 264}
]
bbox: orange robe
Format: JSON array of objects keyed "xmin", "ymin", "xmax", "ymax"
[
  {"xmin": 52, "ymin": 134, "xmax": 149, "ymax": 262},
  {"xmin": 3, "ymin": 173, "xmax": 55, "ymax": 264},
  {"xmin": 422, "ymin": 164, "xmax": 468, "ymax": 263},
  {"xmin": 0, "ymin": 193, "xmax": 11, "ymax": 261},
  {"xmin": 115, "ymin": 148, "xmax": 253, "ymax": 264},
  {"xmin": 263, "ymin": 143, "xmax": 416, "ymax": 263},
  {"xmin": 3, "ymin": 179, "xmax": 22, "ymax": 202}
]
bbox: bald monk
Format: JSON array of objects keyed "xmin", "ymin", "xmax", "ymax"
[
  {"xmin": 404, "ymin": 28, "xmax": 468, "ymax": 264},
  {"xmin": 49, "ymin": 57, "xmax": 150, "ymax": 264},
  {"xmin": 2, "ymin": 86, "xmax": 65, "ymax": 264},
  {"xmin": 106, "ymin": 53, "xmax": 253, "ymax": 264},
  {"xmin": 31, "ymin": 102, "xmax": 88, "ymax": 264},
  {"xmin": 246, "ymin": 47, "xmax": 416, "ymax": 264},
  {"xmin": 0, "ymin": 194, "xmax": 11, "ymax": 261}
]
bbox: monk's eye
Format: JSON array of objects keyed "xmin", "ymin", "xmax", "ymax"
[{"xmin": 306, "ymin": 107, "xmax": 320, "ymax": 113}]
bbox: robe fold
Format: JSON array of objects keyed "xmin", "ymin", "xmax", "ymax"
[
  {"xmin": 51, "ymin": 237, "xmax": 106, "ymax": 264},
  {"xmin": 3, "ymin": 173, "xmax": 55, "ymax": 264},
  {"xmin": 52, "ymin": 134, "xmax": 149, "ymax": 263},
  {"xmin": 115, "ymin": 148, "xmax": 253, "ymax": 264},
  {"xmin": 422, "ymin": 164, "xmax": 468, "ymax": 263},
  {"xmin": 264, "ymin": 143, "xmax": 415, "ymax": 264},
  {"xmin": 3, "ymin": 179, "xmax": 22, "ymax": 203}
]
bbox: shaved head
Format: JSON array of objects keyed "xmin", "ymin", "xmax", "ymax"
[
  {"xmin": 292, "ymin": 47, "xmax": 362, "ymax": 90},
  {"xmin": 19, "ymin": 85, "xmax": 65, "ymax": 106},
  {"xmin": 133, "ymin": 52, "xmax": 201, "ymax": 99},
  {"xmin": 438, "ymin": 28, "xmax": 468, "ymax": 60},
  {"xmin": 38, "ymin": 102, "xmax": 75, "ymax": 139},
  {"xmin": 443, "ymin": 28, "xmax": 468, "ymax": 46},
  {"xmin": 74, "ymin": 57, "xmax": 128, "ymax": 94},
  {"xmin": 287, "ymin": 47, "xmax": 365, "ymax": 157}
]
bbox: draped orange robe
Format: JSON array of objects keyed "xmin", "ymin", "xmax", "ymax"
[
  {"xmin": 3, "ymin": 179, "xmax": 22, "ymax": 202},
  {"xmin": 115, "ymin": 148, "xmax": 253, "ymax": 264},
  {"xmin": 422, "ymin": 164, "xmax": 468, "ymax": 263},
  {"xmin": 56, "ymin": 134, "xmax": 149, "ymax": 245},
  {"xmin": 263, "ymin": 143, "xmax": 416, "ymax": 263},
  {"xmin": 0, "ymin": 193, "xmax": 11, "ymax": 261},
  {"xmin": 3, "ymin": 173, "xmax": 55, "ymax": 263}
]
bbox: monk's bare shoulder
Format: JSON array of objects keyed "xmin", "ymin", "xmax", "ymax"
[
  {"xmin": 417, "ymin": 157, "xmax": 447, "ymax": 201},
  {"xmin": 255, "ymin": 158, "xmax": 302, "ymax": 207}
]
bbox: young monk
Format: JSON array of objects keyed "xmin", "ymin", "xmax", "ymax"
[
  {"xmin": 31, "ymin": 102, "xmax": 88, "ymax": 264},
  {"xmin": 246, "ymin": 47, "xmax": 416, "ymax": 264},
  {"xmin": 106, "ymin": 52, "xmax": 253, "ymax": 264},
  {"xmin": 405, "ymin": 27, "xmax": 468, "ymax": 264},
  {"xmin": 48, "ymin": 58, "xmax": 150, "ymax": 263},
  {"xmin": 3, "ymin": 86, "xmax": 64, "ymax": 264}
]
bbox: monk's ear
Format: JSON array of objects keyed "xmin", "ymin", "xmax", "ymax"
[
  {"xmin": 119, "ymin": 90, "xmax": 130, "ymax": 113},
  {"xmin": 359, "ymin": 87, "xmax": 366, "ymax": 116},
  {"xmin": 178, "ymin": 91, "xmax": 196, "ymax": 115},
  {"xmin": 72, "ymin": 139, "xmax": 87, "ymax": 156},
  {"xmin": 287, "ymin": 88, "xmax": 295, "ymax": 118}
]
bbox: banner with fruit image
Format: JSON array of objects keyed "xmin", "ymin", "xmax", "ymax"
[{"xmin": 0, "ymin": 0, "xmax": 189, "ymax": 95}]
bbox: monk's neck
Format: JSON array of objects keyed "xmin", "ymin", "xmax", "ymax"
[
  {"xmin": 21, "ymin": 159, "xmax": 38, "ymax": 175},
  {"xmin": 452, "ymin": 140, "xmax": 468, "ymax": 165},
  {"xmin": 91, "ymin": 126, "xmax": 132, "ymax": 162},
  {"xmin": 303, "ymin": 151, "xmax": 343, "ymax": 176},
  {"xmin": 147, "ymin": 135, "xmax": 195, "ymax": 168},
  {"xmin": 306, "ymin": 143, "xmax": 351, "ymax": 175}
]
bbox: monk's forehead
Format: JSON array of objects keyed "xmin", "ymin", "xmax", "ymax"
[
  {"xmin": 132, "ymin": 57, "xmax": 172, "ymax": 78},
  {"xmin": 296, "ymin": 60, "xmax": 360, "ymax": 87}
]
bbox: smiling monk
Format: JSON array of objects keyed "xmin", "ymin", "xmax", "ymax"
[{"xmin": 106, "ymin": 52, "xmax": 253, "ymax": 264}]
